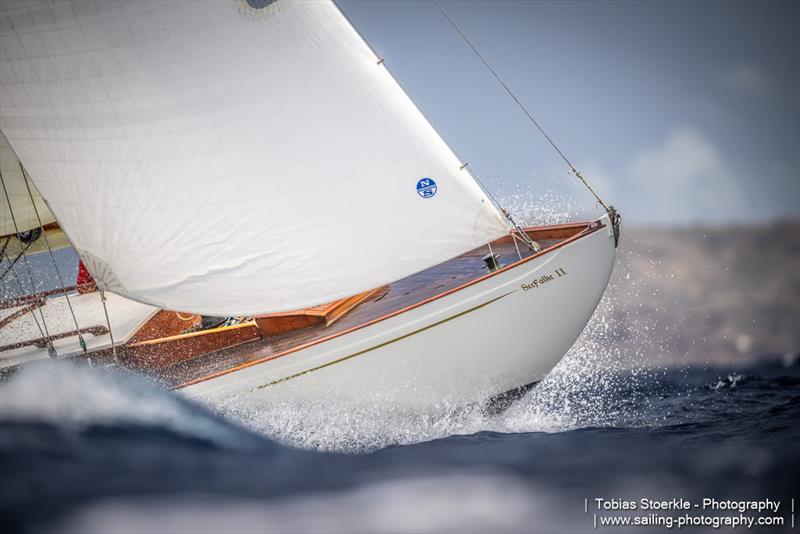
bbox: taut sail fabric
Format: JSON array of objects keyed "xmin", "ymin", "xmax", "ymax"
[
  {"xmin": 0, "ymin": 0, "xmax": 509, "ymax": 315},
  {"xmin": 1, "ymin": 131, "xmax": 55, "ymax": 237}
]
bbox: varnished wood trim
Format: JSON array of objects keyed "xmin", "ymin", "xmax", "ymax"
[
  {"xmin": 128, "ymin": 310, "xmax": 201, "ymax": 344},
  {"xmin": 0, "ymin": 302, "xmax": 40, "ymax": 329},
  {"xmin": 175, "ymin": 220, "xmax": 604, "ymax": 389},
  {"xmin": 323, "ymin": 286, "xmax": 387, "ymax": 326},
  {"xmin": 255, "ymin": 314, "xmax": 323, "ymax": 337},
  {"xmin": 128, "ymin": 320, "xmax": 259, "ymax": 347},
  {"xmin": 494, "ymin": 221, "xmax": 591, "ymax": 245},
  {"xmin": 0, "ymin": 285, "xmax": 82, "ymax": 310},
  {"xmin": 254, "ymin": 286, "xmax": 387, "ymax": 336},
  {"xmin": 0, "ymin": 325, "xmax": 107, "ymax": 352},
  {"xmin": 123, "ymin": 323, "xmax": 261, "ymax": 370},
  {"xmin": 256, "ymin": 287, "xmax": 386, "ymax": 320}
]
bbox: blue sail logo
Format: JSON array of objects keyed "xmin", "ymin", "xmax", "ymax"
[{"xmin": 416, "ymin": 178, "xmax": 437, "ymax": 198}]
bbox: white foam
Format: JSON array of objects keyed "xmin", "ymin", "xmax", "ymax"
[
  {"xmin": 0, "ymin": 361, "xmax": 254, "ymax": 448},
  {"xmin": 199, "ymin": 196, "xmax": 659, "ymax": 453},
  {"xmin": 3, "ymin": 200, "xmax": 657, "ymax": 454},
  {"xmin": 202, "ymin": 289, "xmax": 656, "ymax": 453}
]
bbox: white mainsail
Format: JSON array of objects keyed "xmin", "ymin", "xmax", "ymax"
[
  {"xmin": 0, "ymin": 0, "xmax": 509, "ymax": 315},
  {"xmin": 1, "ymin": 130, "xmax": 55, "ymax": 237}
]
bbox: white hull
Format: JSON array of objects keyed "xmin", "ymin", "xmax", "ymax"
[{"xmin": 183, "ymin": 214, "xmax": 617, "ymax": 411}]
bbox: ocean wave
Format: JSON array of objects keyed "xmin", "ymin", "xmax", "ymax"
[
  {"xmin": 0, "ymin": 361, "xmax": 264, "ymax": 450},
  {"xmin": 200, "ymin": 288, "xmax": 666, "ymax": 453}
]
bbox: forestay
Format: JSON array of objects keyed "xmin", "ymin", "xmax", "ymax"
[
  {"xmin": 0, "ymin": 0, "xmax": 509, "ymax": 315},
  {"xmin": 1, "ymin": 131, "xmax": 55, "ymax": 237}
]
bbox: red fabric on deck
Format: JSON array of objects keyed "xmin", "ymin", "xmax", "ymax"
[{"xmin": 77, "ymin": 260, "xmax": 95, "ymax": 291}]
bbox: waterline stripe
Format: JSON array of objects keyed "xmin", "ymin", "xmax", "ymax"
[{"xmin": 256, "ymin": 291, "xmax": 514, "ymax": 390}]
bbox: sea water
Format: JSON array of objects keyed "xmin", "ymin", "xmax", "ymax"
[
  {"xmin": 1, "ymin": 345, "xmax": 797, "ymax": 533},
  {"xmin": 1, "ymin": 198, "xmax": 798, "ymax": 533}
]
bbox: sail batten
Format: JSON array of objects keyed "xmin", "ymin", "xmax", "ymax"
[{"xmin": 0, "ymin": 0, "xmax": 509, "ymax": 315}]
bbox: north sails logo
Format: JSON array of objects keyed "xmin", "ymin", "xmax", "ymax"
[{"xmin": 416, "ymin": 177, "xmax": 437, "ymax": 198}]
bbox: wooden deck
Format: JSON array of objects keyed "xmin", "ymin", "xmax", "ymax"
[
  {"xmin": 0, "ymin": 221, "xmax": 594, "ymax": 388},
  {"xmin": 131, "ymin": 227, "xmax": 582, "ymax": 389}
]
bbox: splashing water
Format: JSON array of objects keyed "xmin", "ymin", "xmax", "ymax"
[
  {"xmin": 0, "ymin": 200, "xmax": 663, "ymax": 455},
  {"xmin": 0, "ymin": 361, "xmax": 262, "ymax": 450},
  {"xmin": 201, "ymin": 286, "xmax": 662, "ymax": 453},
  {"xmin": 0, "ymin": 278, "xmax": 658, "ymax": 456},
  {"xmin": 0, "ymin": 199, "xmax": 777, "ymax": 458},
  {"xmin": 2, "ymin": 305, "xmax": 797, "ymax": 534},
  {"xmin": 3, "ymin": 206, "xmax": 797, "ymax": 534},
  {"xmin": 494, "ymin": 175, "xmax": 579, "ymax": 226},
  {"xmin": 203, "ymin": 198, "xmax": 660, "ymax": 453}
]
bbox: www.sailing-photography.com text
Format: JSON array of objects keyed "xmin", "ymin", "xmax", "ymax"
[{"xmin": 584, "ymin": 497, "xmax": 794, "ymax": 529}]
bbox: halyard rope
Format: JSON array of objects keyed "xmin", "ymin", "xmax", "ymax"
[
  {"xmin": 99, "ymin": 289, "xmax": 117, "ymax": 361},
  {"xmin": 336, "ymin": 0, "xmax": 537, "ymax": 250},
  {"xmin": 433, "ymin": 0, "xmax": 610, "ymax": 212}
]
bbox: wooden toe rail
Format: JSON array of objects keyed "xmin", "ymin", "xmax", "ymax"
[{"xmin": 0, "ymin": 325, "xmax": 108, "ymax": 352}]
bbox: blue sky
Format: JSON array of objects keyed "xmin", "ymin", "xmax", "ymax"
[{"xmin": 341, "ymin": 0, "xmax": 799, "ymax": 225}]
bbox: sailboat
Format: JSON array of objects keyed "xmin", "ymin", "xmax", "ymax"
[{"xmin": 0, "ymin": 0, "xmax": 620, "ymax": 411}]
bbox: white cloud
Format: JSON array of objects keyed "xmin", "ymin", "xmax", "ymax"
[
  {"xmin": 630, "ymin": 128, "xmax": 725, "ymax": 185},
  {"xmin": 625, "ymin": 128, "xmax": 747, "ymax": 223},
  {"xmin": 535, "ymin": 129, "xmax": 754, "ymax": 224}
]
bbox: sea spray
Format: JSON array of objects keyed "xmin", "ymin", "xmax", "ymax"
[
  {"xmin": 2, "ymin": 352, "xmax": 797, "ymax": 534},
  {"xmin": 494, "ymin": 175, "xmax": 580, "ymax": 227},
  {"xmin": 204, "ymin": 287, "xmax": 661, "ymax": 453},
  {"xmin": 203, "ymin": 199, "xmax": 665, "ymax": 453},
  {"xmin": 0, "ymin": 361, "xmax": 263, "ymax": 450}
]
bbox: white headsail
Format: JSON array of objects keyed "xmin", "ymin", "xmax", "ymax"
[
  {"xmin": 0, "ymin": 0, "xmax": 509, "ymax": 315},
  {"xmin": 1, "ymin": 130, "xmax": 55, "ymax": 237}
]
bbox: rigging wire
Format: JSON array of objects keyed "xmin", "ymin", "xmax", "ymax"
[
  {"xmin": 20, "ymin": 166, "xmax": 89, "ymax": 353},
  {"xmin": 0, "ymin": 170, "xmax": 53, "ymax": 352},
  {"xmin": 0, "ymin": 236, "xmax": 10, "ymax": 259},
  {"xmin": 432, "ymin": 0, "xmax": 610, "ymax": 212},
  {"xmin": 510, "ymin": 231, "xmax": 523, "ymax": 261},
  {"xmin": 0, "ymin": 238, "xmax": 34, "ymax": 281},
  {"xmin": 333, "ymin": 1, "xmax": 537, "ymax": 251},
  {"xmin": 0, "ymin": 242, "xmax": 50, "ymax": 349},
  {"xmin": 99, "ymin": 289, "xmax": 117, "ymax": 361}
]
